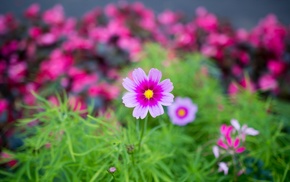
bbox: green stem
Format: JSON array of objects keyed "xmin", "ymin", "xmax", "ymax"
[
  {"xmin": 138, "ymin": 116, "xmax": 148, "ymax": 152},
  {"xmin": 131, "ymin": 152, "xmax": 135, "ymax": 165},
  {"xmin": 232, "ymin": 154, "xmax": 237, "ymax": 182}
]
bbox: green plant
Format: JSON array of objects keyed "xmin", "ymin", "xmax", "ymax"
[{"xmin": 1, "ymin": 44, "xmax": 289, "ymax": 181}]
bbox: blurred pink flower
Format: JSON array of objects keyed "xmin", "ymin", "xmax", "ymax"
[
  {"xmin": 48, "ymin": 96, "xmax": 59, "ymax": 107},
  {"xmin": 62, "ymin": 36, "xmax": 93, "ymax": 51},
  {"xmin": 168, "ymin": 97, "xmax": 198, "ymax": 126},
  {"xmin": 236, "ymin": 28, "xmax": 249, "ymax": 42},
  {"xmin": 28, "ymin": 26, "xmax": 42, "ymax": 39},
  {"xmin": 37, "ymin": 33, "xmax": 58, "ymax": 46},
  {"xmin": 0, "ymin": 152, "xmax": 17, "ymax": 168},
  {"xmin": 231, "ymin": 65, "xmax": 243, "ymax": 77},
  {"xmin": 228, "ymin": 82, "xmax": 239, "ymax": 96},
  {"xmin": 68, "ymin": 96, "xmax": 87, "ymax": 111},
  {"xmin": 212, "ymin": 145, "xmax": 219, "ymax": 158},
  {"xmin": 89, "ymin": 20, "xmax": 130, "ymax": 43},
  {"xmin": 71, "ymin": 73, "xmax": 98, "ymax": 93},
  {"xmin": 230, "ymin": 119, "xmax": 259, "ymax": 141},
  {"xmin": 158, "ymin": 10, "xmax": 180, "ymax": 25},
  {"xmin": 8, "ymin": 62, "xmax": 27, "ymax": 82},
  {"xmin": 201, "ymin": 45, "xmax": 217, "ymax": 58},
  {"xmin": 24, "ymin": 3, "xmax": 40, "ymax": 19},
  {"xmin": 0, "ymin": 15, "xmax": 8, "ymax": 34},
  {"xmin": 207, "ymin": 33, "xmax": 232, "ymax": 47},
  {"xmin": 267, "ymin": 60, "xmax": 286, "ymax": 77},
  {"xmin": 43, "ymin": 4, "xmax": 65, "ymax": 25},
  {"xmin": 195, "ymin": 7, "xmax": 218, "ymax": 32},
  {"xmin": 0, "ymin": 99, "xmax": 8, "ymax": 114},
  {"xmin": 118, "ymin": 37, "xmax": 142, "ymax": 61},
  {"xmin": 259, "ymin": 74, "xmax": 278, "ymax": 91},
  {"xmin": 38, "ymin": 50, "xmax": 73, "ymax": 81},
  {"xmin": 240, "ymin": 77, "xmax": 256, "ymax": 93},
  {"xmin": 218, "ymin": 162, "xmax": 229, "ymax": 175}
]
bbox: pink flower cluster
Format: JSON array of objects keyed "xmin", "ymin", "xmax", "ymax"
[{"xmin": 213, "ymin": 119, "xmax": 259, "ymax": 175}]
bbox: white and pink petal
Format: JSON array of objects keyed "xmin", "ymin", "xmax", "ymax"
[{"xmin": 148, "ymin": 68, "xmax": 162, "ymax": 83}]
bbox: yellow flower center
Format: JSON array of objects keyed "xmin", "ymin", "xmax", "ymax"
[
  {"xmin": 144, "ymin": 89, "xmax": 154, "ymax": 99},
  {"xmin": 177, "ymin": 108, "xmax": 186, "ymax": 117}
]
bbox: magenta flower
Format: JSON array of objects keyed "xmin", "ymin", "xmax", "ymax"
[
  {"xmin": 122, "ymin": 68, "xmax": 174, "ymax": 119},
  {"xmin": 259, "ymin": 74, "xmax": 278, "ymax": 91},
  {"xmin": 216, "ymin": 124, "xmax": 246, "ymax": 154},
  {"xmin": 168, "ymin": 97, "xmax": 198, "ymax": 126}
]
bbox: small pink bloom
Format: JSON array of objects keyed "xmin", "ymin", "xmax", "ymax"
[
  {"xmin": 213, "ymin": 145, "xmax": 219, "ymax": 158},
  {"xmin": 228, "ymin": 82, "xmax": 239, "ymax": 96},
  {"xmin": 29, "ymin": 26, "xmax": 42, "ymax": 39},
  {"xmin": 118, "ymin": 37, "xmax": 142, "ymax": 61},
  {"xmin": 0, "ymin": 15, "xmax": 8, "ymax": 34},
  {"xmin": 37, "ymin": 33, "xmax": 57, "ymax": 46},
  {"xmin": 218, "ymin": 162, "xmax": 229, "ymax": 175},
  {"xmin": 68, "ymin": 96, "xmax": 87, "ymax": 111},
  {"xmin": 195, "ymin": 7, "xmax": 218, "ymax": 32},
  {"xmin": 24, "ymin": 3, "xmax": 40, "ymax": 19},
  {"xmin": 158, "ymin": 10, "xmax": 180, "ymax": 25},
  {"xmin": 232, "ymin": 65, "xmax": 243, "ymax": 77},
  {"xmin": 0, "ymin": 99, "xmax": 8, "ymax": 114},
  {"xmin": 267, "ymin": 60, "xmax": 285, "ymax": 77},
  {"xmin": 8, "ymin": 62, "xmax": 27, "ymax": 82},
  {"xmin": 240, "ymin": 77, "xmax": 256, "ymax": 93},
  {"xmin": 236, "ymin": 28, "xmax": 249, "ymax": 42},
  {"xmin": 259, "ymin": 74, "xmax": 278, "ymax": 91},
  {"xmin": 0, "ymin": 152, "xmax": 17, "ymax": 168},
  {"xmin": 48, "ymin": 96, "xmax": 59, "ymax": 107},
  {"xmin": 201, "ymin": 45, "xmax": 217, "ymax": 57},
  {"xmin": 43, "ymin": 4, "xmax": 65, "ymax": 25},
  {"xmin": 168, "ymin": 97, "xmax": 198, "ymax": 126}
]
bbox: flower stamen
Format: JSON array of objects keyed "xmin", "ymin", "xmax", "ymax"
[
  {"xmin": 177, "ymin": 108, "xmax": 186, "ymax": 117},
  {"xmin": 144, "ymin": 89, "xmax": 154, "ymax": 99}
]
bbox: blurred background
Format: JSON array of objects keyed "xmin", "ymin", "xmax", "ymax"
[{"xmin": 1, "ymin": 0, "xmax": 290, "ymax": 29}]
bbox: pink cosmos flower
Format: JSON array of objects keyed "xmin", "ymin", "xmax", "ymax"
[
  {"xmin": 122, "ymin": 68, "xmax": 174, "ymax": 119},
  {"xmin": 168, "ymin": 97, "xmax": 198, "ymax": 126}
]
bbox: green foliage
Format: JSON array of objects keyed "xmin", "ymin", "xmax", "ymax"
[{"xmin": 1, "ymin": 44, "xmax": 289, "ymax": 181}]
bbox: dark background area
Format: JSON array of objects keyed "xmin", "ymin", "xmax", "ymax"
[{"xmin": 0, "ymin": 0, "xmax": 290, "ymax": 29}]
